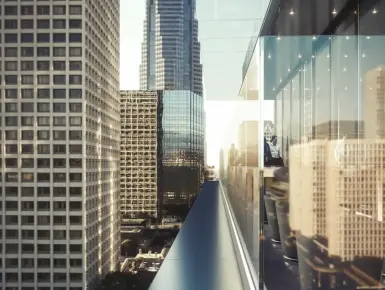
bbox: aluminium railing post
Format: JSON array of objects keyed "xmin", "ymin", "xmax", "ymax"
[{"xmin": 258, "ymin": 169, "xmax": 265, "ymax": 290}]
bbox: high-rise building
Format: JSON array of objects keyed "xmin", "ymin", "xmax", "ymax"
[
  {"xmin": 160, "ymin": 90, "xmax": 204, "ymax": 211},
  {"xmin": 364, "ymin": 66, "xmax": 385, "ymax": 139},
  {"xmin": 290, "ymin": 139, "xmax": 385, "ymax": 287},
  {"xmin": 326, "ymin": 140, "xmax": 385, "ymax": 261},
  {"xmin": 140, "ymin": 0, "xmax": 203, "ymax": 96},
  {"xmin": 139, "ymin": 0, "xmax": 204, "ymax": 214},
  {"xmin": 120, "ymin": 91, "xmax": 162, "ymax": 219},
  {"xmin": 0, "ymin": 1, "xmax": 120, "ymax": 288}
]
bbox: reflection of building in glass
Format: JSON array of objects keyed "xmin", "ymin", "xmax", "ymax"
[
  {"xmin": 313, "ymin": 120, "xmax": 364, "ymax": 140},
  {"xmin": 140, "ymin": 0, "xmax": 203, "ymax": 96},
  {"xmin": 365, "ymin": 66, "xmax": 385, "ymax": 139},
  {"xmin": 290, "ymin": 141, "xmax": 327, "ymax": 238},
  {"xmin": 290, "ymin": 140, "xmax": 385, "ymax": 289},
  {"xmin": 120, "ymin": 91, "xmax": 162, "ymax": 219},
  {"xmin": 326, "ymin": 140, "xmax": 385, "ymax": 260},
  {"xmin": 160, "ymin": 91, "xmax": 204, "ymax": 208},
  {"xmin": 237, "ymin": 121, "xmax": 259, "ymax": 166}
]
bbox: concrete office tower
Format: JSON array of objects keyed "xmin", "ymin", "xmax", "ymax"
[
  {"xmin": 289, "ymin": 140, "xmax": 328, "ymax": 237},
  {"xmin": 291, "ymin": 139, "xmax": 385, "ymax": 259},
  {"xmin": 120, "ymin": 91, "xmax": 161, "ymax": 219},
  {"xmin": 364, "ymin": 66, "xmax": 385, "ymax": 139},
  {"xmin": 0, "ymin": 1, "xmax": 120, "ymax": 288},
  {"xmin": 326, "ymin": 140, "xmax": 385, "ymax": 260},
  {"xmin": 139, "ymin": 0, "xmax": 203, "ymax": 96}
]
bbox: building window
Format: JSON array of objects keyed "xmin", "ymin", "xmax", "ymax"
[
  {"xmin": 21, "ymin": 47, "xmax": 34, "ymax": 57},
  {"xmin": 22, "ymin": 19, "xmax": 34, "ymax": 29},
  {"xmin": 21, "ymin": 61, "xmax": 34, "ymax": 71},
  {"xmin": 37, "ymin": 61, "xmax": 50, "ymax": 71},
  {"xmin": 69, "ymin": 47, "xmax": 82, "ymax": 57},
  {"xmin": 53, "ymin": 33, "xmax": 66, "ymax": 43},
  {"xmin": 37, "ymin": 131, "xmax": 50, "ymax": 141},
  {"xmin": 4, "ymin": 20, "xmax": 17, "ymax": 29},
  {"xmin": 21, "ymin": 89, "xmax": 34, "ymax": 99},
  {"xmin": 53, "ymin": 5, "xmax": 66, "ymax": 15},
  {"xmin": 5, "ymin": 61, "xmax": 18, "ymax": 71},
  {"xmin": 53, "ymin": 19, "xmax": 66, "ymax": 29},
  {"xmin": 37, "ymin": 5, "xmax": 50, "ymax": 15},
  {"xmin": 37, "ymin": 89, "xmax": 50, "ymax": 99}
]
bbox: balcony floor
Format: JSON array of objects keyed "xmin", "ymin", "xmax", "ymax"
[{"xmin": 149, "ymin": 181, "xmax": 244, "ymax": 290}]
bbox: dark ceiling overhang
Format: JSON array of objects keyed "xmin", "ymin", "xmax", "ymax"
[{"xmin": 241, "ymin": 0, "xmax": 384, "ymax": 100}]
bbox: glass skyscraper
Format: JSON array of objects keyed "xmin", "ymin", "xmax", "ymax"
[
  {"xmin": 140, "ymin": 0, "xmax": 203, "ymax": 96},
  {"xmin": 160, "ymin": 91, "xmax": 204, "ymax": 210},
  {"xmin": 140, "ymin": 0, "xmax": 204, "ymax": 215}
]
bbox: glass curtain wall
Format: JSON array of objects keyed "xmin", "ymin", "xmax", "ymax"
[
  {"xmin": 223, "ymin": 0, "xmax": 385, "ymax": 289},
  {"xmin": 160, "ymin": 90, "xmax": 204, "ymax": 217}
]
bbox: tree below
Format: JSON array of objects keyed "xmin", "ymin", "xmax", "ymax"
[{"xmin": 100, "ymin": 271, "xmax": 155, "ymax": 290}]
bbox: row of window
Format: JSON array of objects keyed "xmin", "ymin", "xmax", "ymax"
[
  {"xmin": 0, "ymin": 172, "xmax": 82, "ymax": 183},
  {"xmin": 2, "ymin": 19, "xmax": 82, "ymax": 30},
  {"xmin": 2, "ymin": 275, "xmax": 82, "ymax": 286},
  {"xmin": 2, "ymin": 215, "xmax": 82, "ymax": 226},
  {"xmin": 1, "ymin": 229, "xmax": 82, "ymax": 240},
  {"xmin": 1, "ymin": 46, "xmax": 82, "ymax": 57},
  {"xmin": 2, "ymin": 102, "xmax": 82, "ymax": 113},
  {"xmin": 0, "ymin": 130, "xmax": 82, "ymax": 141},
  {"xmin": 0, "ymin": 158, "xmax": 82, "ymax": 168},
  {"xmin": 1, "ymin": 144, "xmax": 82, "ymax": 154},
  {"xmin": 2, "ymin": 60, "xmax": 82, "ymax": 71},
  {"xmin": 2, "ymin": 243, "xmax": 82, "ymax": 254},
  {"xmin": 2, "ymin": 33, "xmax": 82, "ymax": 43},
  {"xmin": 0, "ymin": 287, "xmax": 82, "ymax": 290},
  {"xmin": 1, "ymin": 116, "xmax": 82, "ymax": 126},
  {"xmin": 0, "ymin": 5, "xmax": 82, "ymax": 16},
  {"xmin": 2, "ymin": 74, "xmax": 82, "ymax": 85},
  {"xmin": 1, "ymin": 201, "xmax": 82, "ymax": 211},
  {"xmin": 2, "ymin": 88, "xmax": 82, "ymax": 99},
  {"xmin": 4, "ymin": 259, "xmax": 82, "ymax": 271},
  {"xmin": 0, "ymin": 186, "xmax": 82, "ymax": 197}
]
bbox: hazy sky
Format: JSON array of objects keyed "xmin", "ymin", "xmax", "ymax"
[{"xmin": 120, "ymin": 0, "xmax": 268, "ymax": 165}]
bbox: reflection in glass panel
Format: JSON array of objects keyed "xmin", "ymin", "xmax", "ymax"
[
  {"xmin": 314, "ymin": 40, "xmax": 332, "ymax": 139},
  {"xmin": 160, "ymin": 90, "xmax": 204, "ymax": 216},
  {"xmin": 216, "ymin": 1, "xmax": 385, "ymax": 290},
  {"xmin": 283, "ymin": 83, "xmax": 291, "ymax": 163},
  {"xmin": 291, "ymin": 74, "xmax": 300, "ymax": 145},
  {"xmin": 262, "ymin": 35, "xmax": 385, "ymax": 290}
]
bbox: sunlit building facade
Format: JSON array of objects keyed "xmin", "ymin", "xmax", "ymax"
[
  {"xmin": 120, "ymin": 91, "xmax": 162, "ymax": 219},
  {"xmin": 0, "ymin": 0, "xmax": 120, "ymax": 288}
]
